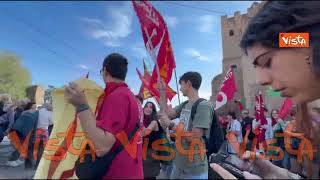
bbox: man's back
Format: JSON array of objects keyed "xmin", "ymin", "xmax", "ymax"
[{"xmin": 96, "ymin": 85, "xmax": 143, "ymax": 179}]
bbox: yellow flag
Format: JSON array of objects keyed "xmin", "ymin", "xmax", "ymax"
[{"xmin": 34, "ymin": 78, "xmax": 103, "ymax": 179}]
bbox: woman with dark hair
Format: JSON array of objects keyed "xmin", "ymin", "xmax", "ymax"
[
  {"xmin": 212, "ymin": 1, "xmax": 320, "ymax": 179},
  {"xmin": 141, "ymin": 101, "xmax": 161, "ymax": 179}
]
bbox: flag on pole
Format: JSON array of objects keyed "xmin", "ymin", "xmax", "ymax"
[
  {"xmin": 279, "ymin": 98, "xmax": 293, "ymax": 119},
  {"xmin": 136, "ymin": 68, "xmax": 176, "ymax": 102},
  {"xmin": 137, "ymin": 68, "xmax": 152, "ymax": 100},
  {"xmin": 215, "ymin": 68, "xmax": 237, "ymax": 110},
  {"xmin": 253, "ymin": 93, "xmax": 267, "ymax": 144},
  {"xmin": 132, "ymin": 0, "xmax": 176, "ymax": 105}
]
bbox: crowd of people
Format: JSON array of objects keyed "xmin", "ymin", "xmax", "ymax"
[{"xmin": 0, "ymin": 94, "xmax": 53, "ymax": 170}]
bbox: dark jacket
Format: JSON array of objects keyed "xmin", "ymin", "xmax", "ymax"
[{"xmin": 241, "ymin": 117, "xmax": 255, "ymax": 141}]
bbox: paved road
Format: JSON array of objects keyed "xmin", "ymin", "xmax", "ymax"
[{"xmin": 0, "ymin": 136, "xmax": 35, "ymax": 179}]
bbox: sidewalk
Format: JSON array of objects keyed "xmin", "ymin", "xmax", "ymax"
[{"xmin": 0, "ymin": 136, "xmax": 35, "ymax": 179}]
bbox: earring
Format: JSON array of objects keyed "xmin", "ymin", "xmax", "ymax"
[{"xmin": 306, "ymin": 56, "xmax": 311, "ymax": 64}]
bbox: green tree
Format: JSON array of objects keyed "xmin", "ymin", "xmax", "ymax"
[{"xmin": 0, "ymin": 52, "xmax": 31, "ymax": 100}]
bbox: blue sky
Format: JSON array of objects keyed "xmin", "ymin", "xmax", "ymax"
[{"xmin": 0, "ymin": 1, "xmax": 256, "ymax": 106}]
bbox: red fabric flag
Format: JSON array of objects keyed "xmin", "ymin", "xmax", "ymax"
[
  {"xmin": 137, "ymin": 68, "xmax": 152, "ymax": 100},
  {"xmin": 149, "ymin": 30, "xmax": 176, "ymax": 86},
  {"xmin": 279, "ymin": 98, "xmax": 294, "ymax": 119},
  {"xmin": 136, "ymin": 68, "xmax": 176, "ymax": 101},
  {"xmin": 253, "ymin": 93, "xmax": 267, "ymax": 144},
  {"xmin": 215, "ymin": 68, "xmax": 237, "ymax": 110},
  {"xmin": 132, "ymin": 0, "xmax": 176, "ymax": 100}
]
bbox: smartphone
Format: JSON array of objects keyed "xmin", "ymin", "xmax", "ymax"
[{"xmin": 209, "ymin": 152, "xmax": 245, "ymax": 179}]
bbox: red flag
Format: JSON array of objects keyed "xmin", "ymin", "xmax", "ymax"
[
  {"xmin": 215, "ymin": 68, "xmax": 237, "ymax": 110},
  {"xmin": 136, "ymin": 68, "xmax": 176, "ymax": 101},
  {"xmin": 253, "ymin": 93, "xmax": 267, "ymax": 143},
  {"xmin": 279, "ymin": 98, "xmax": 293, "ymax": 119},
  {"xmin": 132, "ymin": 0, "xmax": 176, "ymax": 101},
  {"xmin": 149, "ymin": 30, "xmax": 176, "ymax": 86},
  {"xmin": 137, "ymin": 68, "xmax": 152, "ymax": 100}
]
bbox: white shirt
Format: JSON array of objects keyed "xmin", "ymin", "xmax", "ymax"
[
  {"xmin": 227, "ymin": 119, "xmax": 243, "ymax": 154},
  {"xmin": 37, "ymin": 108, "xmax": 53, "ymax": 131},
  {"xmin": 228, "ymin": 119, "xmax": 243, "ymax": 142},
  {"xmin": 252, "ymin": 117, "xmax": 273, "ymax": 140}
]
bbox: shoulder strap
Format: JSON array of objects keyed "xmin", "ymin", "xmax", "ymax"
[
  {"xmin": 112, "ymin": 123, "xmax": 140, "ymax": 156},
  {"xmin": 190, "ymin": 98, "xmax": 206, "ymax": 122},
  {"xmin": 181, "ymin": 100, "xmax": 189, "ymax": 109}
]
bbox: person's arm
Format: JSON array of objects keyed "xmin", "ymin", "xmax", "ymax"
[
  {"xmin": 77, "ymin": 109, "xmax": 116, "ymax": 157},
  {"xmin": 166, "ymin": 106, "xmax": 178, "ymax": 120},
  {"xmin": 142, "ymin": 120, "xmax": 159, "ymax": 137},
  {"xmin": 65, "ymin": 82, "xmax": 117, "ymax": 157}
]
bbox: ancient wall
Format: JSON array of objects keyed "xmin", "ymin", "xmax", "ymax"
[
  {"xmin": 212, "ymin": 1, "xmax": 283, "ymax": 116},
  {"xmin": 26, "ymin": 85, "xmax": 45, "ymax": 105}
]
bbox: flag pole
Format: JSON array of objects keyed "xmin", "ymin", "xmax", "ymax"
[{"xmin": 174, "ymin": 69, "xmax": 181, "ymax": 105}]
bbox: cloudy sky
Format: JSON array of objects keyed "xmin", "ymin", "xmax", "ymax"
[{"xmin": 0, "ymin": 1, "xmax": 257, "ymax": 106}]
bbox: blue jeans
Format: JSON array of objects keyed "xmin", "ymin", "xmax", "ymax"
[{"xmin": 170, "ymin": 164, "xmax": 208, "ymax": 179}]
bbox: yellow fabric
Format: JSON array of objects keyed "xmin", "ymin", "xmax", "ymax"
[{"xmin": 34, "ymin": 78, "xmax": 104, "ymax": 179}]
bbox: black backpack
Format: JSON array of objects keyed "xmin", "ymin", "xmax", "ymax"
[{"xmin": 181, "ymin": 98, "xmax": 224, "ymax": 157}]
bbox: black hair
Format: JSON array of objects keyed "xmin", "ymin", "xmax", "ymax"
[
  {"xmin": 24, "ymin": 101, "xmax": 36, "ymax": 111},
  {"xmin": 143, "ymin": 101, "xmax": 157, "ymax": 120},
  {"xmin": 227, "ymin": 111, "xmax": 237, "ymax": 120},
  {"xmin": 179, "ymin": 71, "xmax": 202, "ymax": 90},
  {"xmin": 102, "ymin": 53, "xmax": 128, "ymax": 80},
  {"xmin": 240, "ymin": 1, "xmax": 320, "ymax": 74}
]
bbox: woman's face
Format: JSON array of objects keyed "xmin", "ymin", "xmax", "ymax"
[
  {"xmin": 247, "ymin": 44, "xmax": 320, "ymax": 104},
  {"xmin": 271, "ymin": 110, "xmax": 279, "ymax": 119},
  {"xmin": 226, "ymin": 115, "xmax": 232, "ymax": 121},
  {"xmin": 143, "ymin": 103, "xmax": 154, "ymax": 116}
]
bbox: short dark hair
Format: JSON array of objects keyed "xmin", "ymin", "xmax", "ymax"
[
  {"xmin": 103, "ymin": 53, "xmax": 128, "ymax": 80},
  {"xmin": 24, "ymin": 101, "xmax": 36, "ymax": 111},
  {"xmin": 227, "ymin": 111, "xmax": 237, "ymax": 119},
  {"xmin": 240, "ymin": 1, "xmax": 320, "ymax": 74},
  {"xmin": 179, "ymin": 72, "xmax": 202, "ymax": 90}
]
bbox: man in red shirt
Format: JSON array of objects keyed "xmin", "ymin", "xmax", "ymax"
[{"xmin": 65, "ymin": 53, "xmax": 143, "ymax": 179}]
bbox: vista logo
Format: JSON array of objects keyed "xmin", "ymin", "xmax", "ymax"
[{"xmin": 279, "ymin": 33, "xmax": 309, "ymax": 48}]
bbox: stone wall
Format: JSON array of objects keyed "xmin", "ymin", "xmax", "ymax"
[
  {"xmin": 26, "ymin": 85, "xmax": 45, "ymax": 105},
  {"xmin": 211, "ymin": 1, "xmax": 283, "ymax": 116}
]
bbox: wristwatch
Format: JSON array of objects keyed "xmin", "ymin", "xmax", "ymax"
[{"xmin": 76, "ymin": 104, "xmax": 90, "ymax": 113}]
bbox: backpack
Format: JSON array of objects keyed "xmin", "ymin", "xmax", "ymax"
[{"xmin": 181, "ymin": 98, "xmax": 225, "ymax": 157}]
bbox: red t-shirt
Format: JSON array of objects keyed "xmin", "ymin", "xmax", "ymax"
[{"xmin": 96, "ymin": 84, "xmax": 143, "ymax": 179}]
